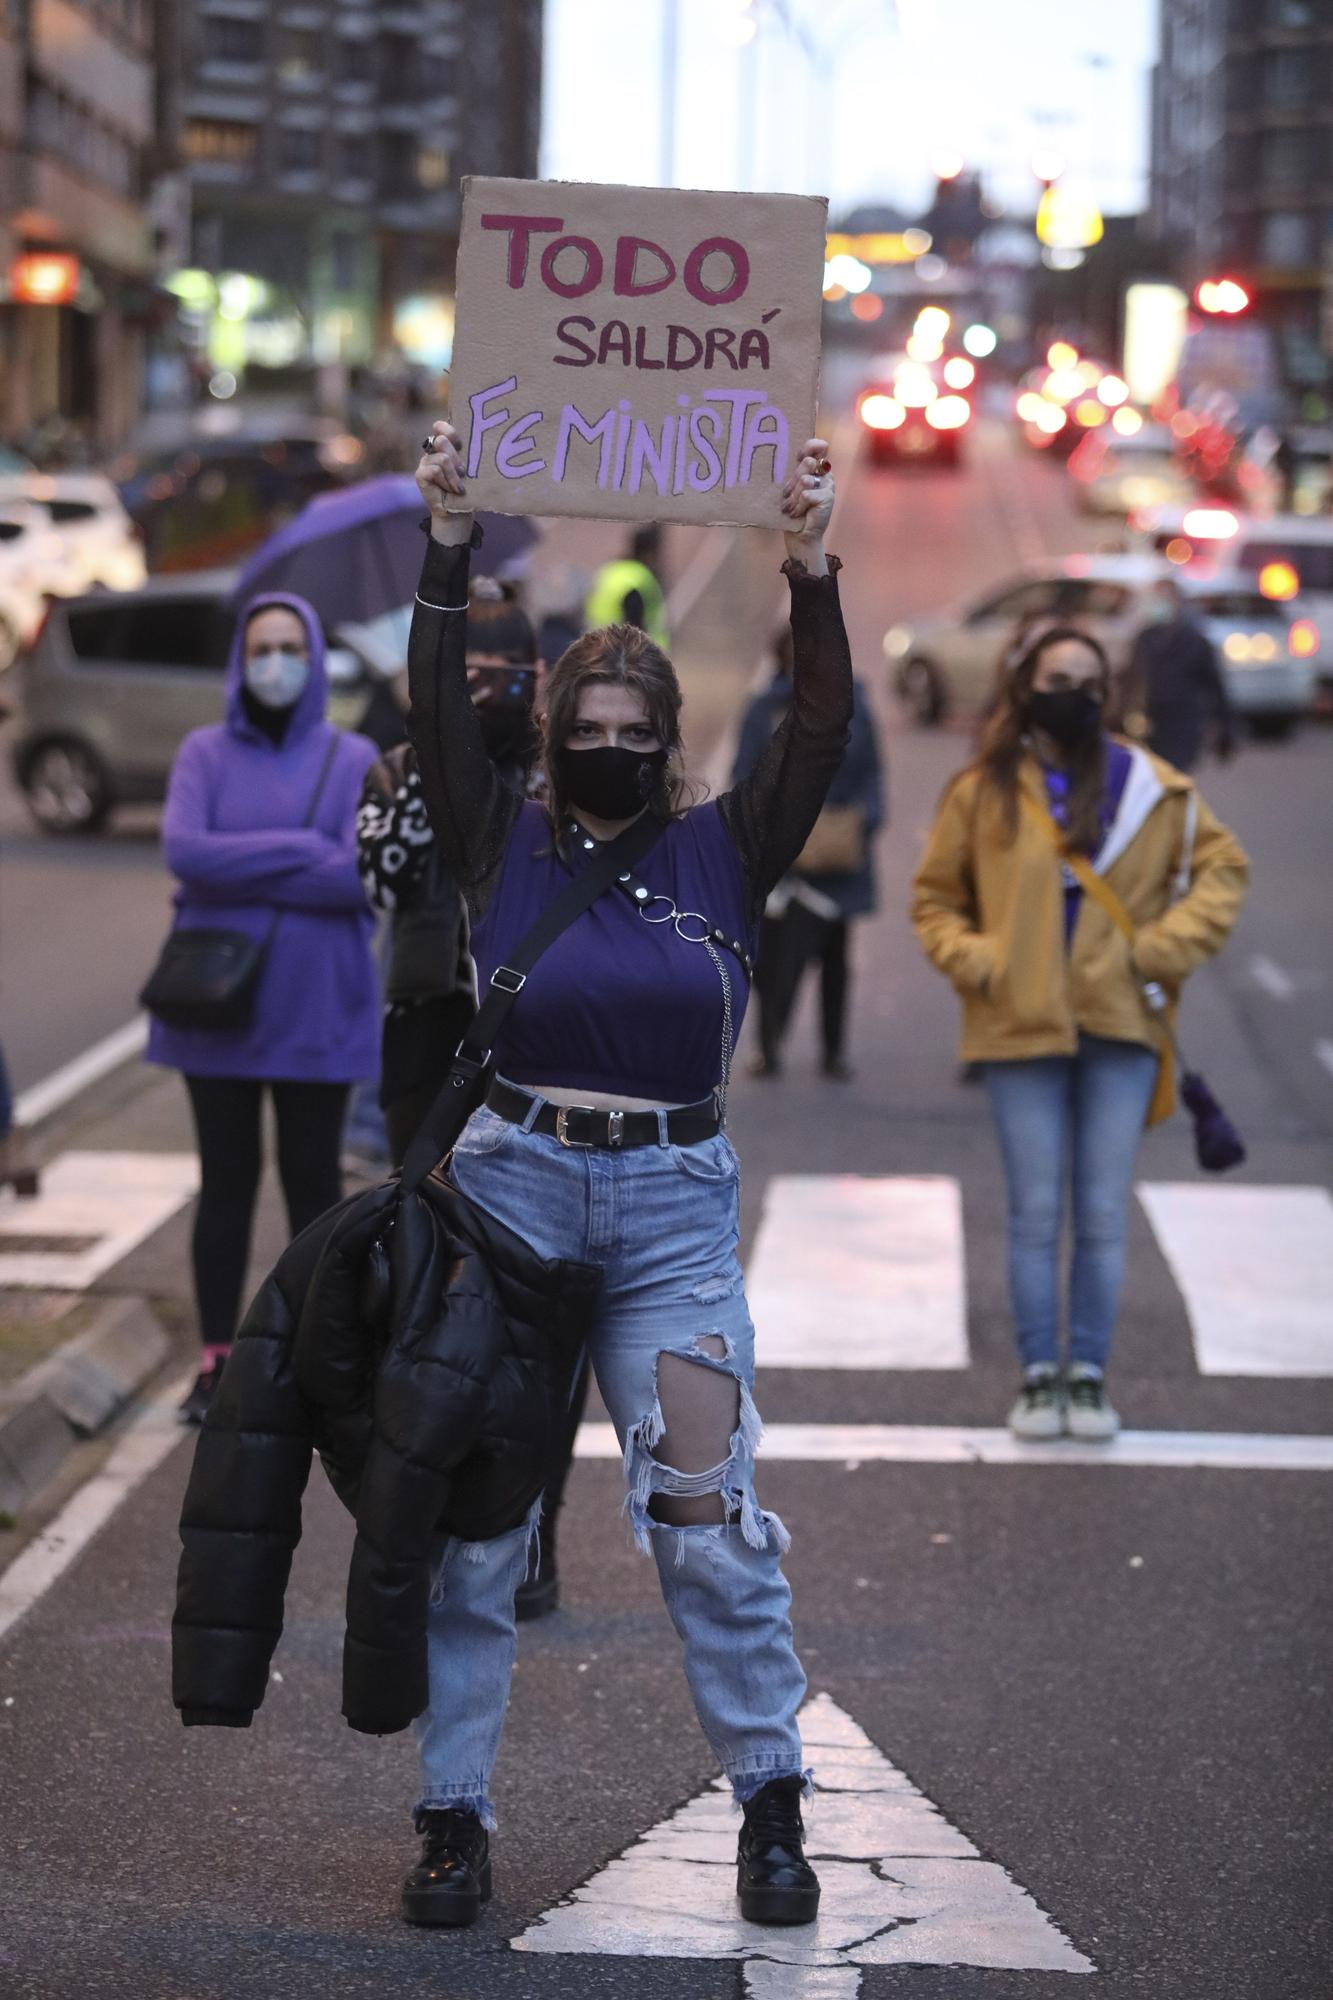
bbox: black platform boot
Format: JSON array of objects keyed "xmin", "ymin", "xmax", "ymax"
[
  {"xmin": 736, "ymin": 1776, "xmax": 821, "ymax": 1926},
  {"xmin": 401, "ymin": 1807, "xmax": 491, "ymax": 1927}
]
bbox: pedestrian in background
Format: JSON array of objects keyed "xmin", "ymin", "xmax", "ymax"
[
  {"xmin": 148, "ymin": 595, "xmax": 379, "ymax": 1424},
  {"xmin": 912, "ymin": 623, "xmax": 1247, "ymax": 1441},
  {"xmin": 357, "ymin": 578, "xmax": 584, "ymax": 1622},
  {"xmin": 397, "ymin": 419, "xmax": 848, "ymax": 1932},
  {"xmin": 585, "ymin": 523, "xmax": 670, "ymax": 648},
  {"xmin": 734, "ymin": 626, "xmax": 885, "ymax": 1079},
  {"xmin": 1129, "ymin": 577, "xmax": 1237, "ymax": 773}
]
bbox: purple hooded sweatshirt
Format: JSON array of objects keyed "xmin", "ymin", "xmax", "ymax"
[{"xmin": 146, "ymin": 591, "xmax": 380, "ymax": 1083}]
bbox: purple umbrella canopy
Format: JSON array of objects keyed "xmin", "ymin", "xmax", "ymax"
[{"xmin": 234, "ymin": 475, "xmax": 539, "ymax": 624}]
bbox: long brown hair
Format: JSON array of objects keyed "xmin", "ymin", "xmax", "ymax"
[
  {"xmin": 540, "ymin": 622, "xmax": 693, "ymax": 822},
  {"xmin": 974, "ymin": 622, "xmax": 1111, "ymax": 853}
]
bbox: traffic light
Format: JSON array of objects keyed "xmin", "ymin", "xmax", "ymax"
[{"xmin": 1195, "ymin": 278, "xmax": 1250, "ymax": 315}]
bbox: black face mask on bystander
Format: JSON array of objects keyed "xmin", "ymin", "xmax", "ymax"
[
  {"xmin": 554, "ymin": 744, "xmax": 669, "ymax": 821},
  {"xmin": 1027, "ymin": 688, "xmax": 1102, "ymax": 752}
]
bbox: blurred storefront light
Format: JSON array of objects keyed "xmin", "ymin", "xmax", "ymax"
[
  {"xmin": 394, "ymin": 295, "xmax": 456, "ymax": 370},
  {"xmin": 1123, "ymin": 283, "xmax": 1188, "ymax": 408},
  {"xmin": 943, "ymin": 356, "xmax": 975, "ymax": 389},
  {"xmin": 11, "ymin": 253, "xmax": 81, "ymax": 305},
  {"xmin": 1074, "ymin": 398, "xmax": 1108, "ymax": 427},
  {"xmin": 1097, "ymin": 374, "xmax": 1130, "ymax": 407},
  {"xmin": 1112, "ymin": 406, "xmax": 1144, "ymax": 436},
  {"xmin": 851, "ymin": 293, "xmax": 883, "ymax": 321},
  {"xmin": 963, "ymin": 323, "xmax": 997, "ymax": 357},
  {"xmin": 1259, "ymin": 561, "xmax": 1300, "ymax": 601},
  {"xmin": 1047, "ymin": 341, "xmax": 1078, "ymax": 370},
  {"xmin": 1035, "ymin": 182, "xmax": 1104, "ymax": 250}
]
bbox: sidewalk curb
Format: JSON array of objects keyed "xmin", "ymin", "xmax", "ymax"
[{"xmin": 0, "ymin": 1295, "xmax": 169, "ymax": 1515}]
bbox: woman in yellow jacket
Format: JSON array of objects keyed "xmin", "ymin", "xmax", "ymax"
[{"xmin": 911, "ymin": 623, "xmax": 1248, "ymax": 1441}]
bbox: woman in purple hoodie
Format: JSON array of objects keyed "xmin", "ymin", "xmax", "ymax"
[{"xmin": 148, "ymin": 592, "xmax": 379, "ymax": 1422}]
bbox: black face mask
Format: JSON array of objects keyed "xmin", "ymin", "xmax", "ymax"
[
  {"xmin": 554, "ymin": 744, "xmax": 669, "ymax": 821},
  {"xmin": 1028, "ymin": 688, "xmax": 1102, "ymax": 751}
]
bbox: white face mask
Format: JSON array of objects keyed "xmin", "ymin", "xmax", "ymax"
[{"xmin": 245, "ymin": 646, "xmax": 310, "ymax": 710}]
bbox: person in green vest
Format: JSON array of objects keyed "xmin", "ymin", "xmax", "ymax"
[{"xmin": 584, "ymin": 524, "xmax": 670, "ymax": 649}]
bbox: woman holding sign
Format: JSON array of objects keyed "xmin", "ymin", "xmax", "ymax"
[{"xmin": 399, "ymin": 418, "xmax": 849, "ymax": 1931}]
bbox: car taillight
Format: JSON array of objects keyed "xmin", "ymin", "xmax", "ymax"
[
  {"xmin": 1289, "ymin": 618, "xmax": 1319, "ymax": 658},
  {"xmin": 860, "ymin": 393, "xmax": 905, "ymax": 431},
  {"xmin": 925, "ymin": 396, "xmax": 970, "ymax": 431}
]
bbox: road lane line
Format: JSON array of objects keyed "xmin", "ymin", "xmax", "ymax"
[
  {"xmin": 1139, "ymin": 1182, "xmax": 1333, "ymax": 1376},
  {"xmin": 574, "ymin": 1423, "xmax": 1333, "ymax": 1471},
  {"xmin": 1316, "ymin": 1040, "xmax": 1333, "ymax": 1082},
  {"xmin": 0, "ymin": 1369, "xmax": 193, "ymax": 1643},
  {"xmin": 1249, "ymin": 954, "xmax": 1296, "ymax": 1001},
  {"xmin": 747, "ymin": 1176, "xmax": 969, "ymax": 1370},
  {"xmin": 13, "ymin": 1016, "xmax": 148, "ymax": 1130},
  {"xmin": 0, "ymin": 1151, "xmax": 199, "ymax": 1290}
]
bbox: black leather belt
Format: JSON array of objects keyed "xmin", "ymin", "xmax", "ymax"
[{"xmin": 486, "ymin": 1078, "xmax": 721, "ymax": 1150}]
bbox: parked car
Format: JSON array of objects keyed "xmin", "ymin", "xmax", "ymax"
[
  {"xmin": 0, "ymin": 472, "xmax": 146, "ymax": 598},
  {"xmin": 10, "ymin": 573, "xmax": 384, "ymax": 834},
  {"xmin": 111, "ymin": 422, "xmax": 363, "ymax": 573},
  {"xmin": 1066, "ymin": 423, "xmax": 1196, "ymax": 518},
  {"xmin": 0, "ymin": 499, "xmax": 67, "ymax": 668},
  {"xmin": 883, "ymin": 552, "xmax": 1319, "ymax": 735}
]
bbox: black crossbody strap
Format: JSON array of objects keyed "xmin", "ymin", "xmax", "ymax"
[{"xmin": 399, "ymin": 811, "xmax": 666, "ymax": 1194}]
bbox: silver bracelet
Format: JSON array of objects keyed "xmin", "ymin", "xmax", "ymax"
[{"xmin": 415, "ymin": 593, "xmax": 469, "ymax": 612}]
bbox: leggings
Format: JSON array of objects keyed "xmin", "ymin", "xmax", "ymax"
[{"xmin": 184, "ymin": 1076, "xmax": 349, "ymax": 1350}]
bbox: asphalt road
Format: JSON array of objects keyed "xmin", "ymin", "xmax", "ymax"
[{"xmin": 1, "ymin": 406, "xmax": 1331, "ymax": 1998}]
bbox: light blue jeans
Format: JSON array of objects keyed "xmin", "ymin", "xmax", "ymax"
[
  {"xmin": 983, "ymin": 1034, "xmax": 1158, "ymax": 1376},
  {"xmin": 413, "ymin": 1092, "xmax": 807, "ymax": 1829}
]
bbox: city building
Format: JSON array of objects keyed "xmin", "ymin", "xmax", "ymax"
[
  {"xmin": 1, "ymin": 0, "xmax": 176, "ymax": 451},
  {"xmin": 1150, "ymin": 0, "xmax": 1332, "ymax": 399},
  {"xmin": 179, "ymin": 0, "xmax": 542, "ymax": 396}
]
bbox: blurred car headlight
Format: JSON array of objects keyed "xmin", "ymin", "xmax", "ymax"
[{"xmin": 882, "ymin": 624, "xmax": 912, "ymax": 659}]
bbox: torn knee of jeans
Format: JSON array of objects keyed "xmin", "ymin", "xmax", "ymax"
[{"xmin": 621, "ymin": 1334, "xmax": 770, "ymax": 1554}]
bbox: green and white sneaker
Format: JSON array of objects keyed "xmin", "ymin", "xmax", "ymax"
[
  {"xmin": 1064, "ymin": 1366, "xmax": 1120, "ymax": 1442},
  {"xmin": 1008, "ymin": 1366, "xmax": 1063, "ymax": 1441}
]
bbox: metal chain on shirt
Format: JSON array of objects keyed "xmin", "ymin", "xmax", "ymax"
[{"xmin": 562, "ymin": 820, "xmax": 747, "ymax": 1123}]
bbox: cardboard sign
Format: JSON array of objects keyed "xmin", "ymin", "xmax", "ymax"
[{"xmin": 448, "ymin": 177, "xmax": 827, "ymax": 529}]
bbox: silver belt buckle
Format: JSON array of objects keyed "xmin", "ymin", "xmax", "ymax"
[{"xmin": 555, "ymin": 1105, "xmax": 597, "ymax": 1148}]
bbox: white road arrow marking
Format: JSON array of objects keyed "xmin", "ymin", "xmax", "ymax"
[{"xmin": 511, "ymin": 1693, "xmax": 1093, "ymax": 1991}]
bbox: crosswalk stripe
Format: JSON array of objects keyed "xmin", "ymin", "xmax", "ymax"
[
  {"xmin": 574, "ymin": 1422, "xmax": 1333, "ymax": 1472},
  {"xmin": 0, "ymin": 1151, "xmax": 199, "ymax": 1291},
  {"xmin": 1138, "ymin": 1182, "xmax": 1333, "ymax": 1377},
  {"xmin": 747, "ymin": 1175, "xmax": 969, "ymax": 1370}
]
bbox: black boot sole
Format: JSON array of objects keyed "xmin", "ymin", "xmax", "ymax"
[
  {"xmin": 401, "ymin": 1858, "xmax": 492, "ymax": 1928},
  {"xmin": 737, "ymin": 1870, "xmax": 821, "ymax": 1926}
]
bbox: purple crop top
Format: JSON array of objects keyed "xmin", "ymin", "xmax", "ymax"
[{"xmin": 406, "ymin": 533, "xmax": 854, "ymax": 1103}]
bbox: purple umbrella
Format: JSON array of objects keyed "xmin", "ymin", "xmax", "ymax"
[{"xmin": 234, "ymin": 475, "xmax": 539, "ymax": 621}]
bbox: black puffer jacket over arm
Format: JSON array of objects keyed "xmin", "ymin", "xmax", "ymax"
[{"xmin": 172, "ymin": 1176, "xmax": 599, "ymax": 1737}]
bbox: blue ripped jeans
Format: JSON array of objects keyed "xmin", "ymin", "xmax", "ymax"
[{"xmin": 414, "ymin": 1091, "xmax": 807, "ymax": 1829}]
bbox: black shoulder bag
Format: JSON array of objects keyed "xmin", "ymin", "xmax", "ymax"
[
  {"xmin": 141, "ymin": 733, "xmax": 341, "ymax": 1033},
  {"xmin": 398, "ymin": 812, "xmax": 665, "ymax": 1193}
]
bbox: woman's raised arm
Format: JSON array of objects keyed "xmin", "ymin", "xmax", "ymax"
[{"xmin": 405, "ymin": 421, "xmax": 520, "ymax": 907}]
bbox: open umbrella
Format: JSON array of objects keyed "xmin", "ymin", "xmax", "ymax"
[{"xmin": 233, "ymin": 474, "xmax": 539, "ymax": 622}]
